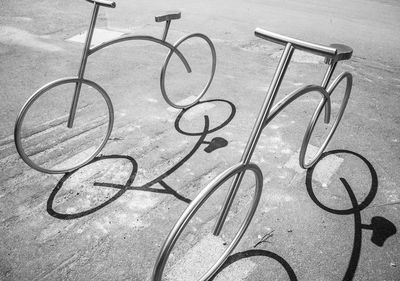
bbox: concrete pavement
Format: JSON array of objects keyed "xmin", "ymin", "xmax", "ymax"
[{"xmin": 1, "ymin": 0, "xmax": 399, "ymax": 280}]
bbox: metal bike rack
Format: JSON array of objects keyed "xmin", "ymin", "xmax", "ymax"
[
  {"xmin": 14, "ymin": 0, "xmax": 216, "ymax": 174},
  {"xmin": 153, "ymin": 27, "xmax": 353, "ymax": 281}
]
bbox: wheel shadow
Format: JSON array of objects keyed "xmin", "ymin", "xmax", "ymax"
[
  {"xmin": 210, "ymin": 249, "xmax": 298, "ymax": 281},
  {"xmin": 306, "ymin": 149, "xmax": 397, "ymax": 280},
  {"xmin": 47, "ymin": 99, "xmax": 236, "ymax": 220},
  {"xmin": 211, "ymin": 149, "xmax": 396, "ymax": 281}
]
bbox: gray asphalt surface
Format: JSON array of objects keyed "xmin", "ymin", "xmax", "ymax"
[{"xmin": 1, "ymin": 0, "xmax": 399, "ymax": 280}]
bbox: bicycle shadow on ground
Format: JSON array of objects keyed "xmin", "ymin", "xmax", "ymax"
[
  {"xmin": 211, "ymin": 150, "xmax": 396, "ymax": 281},
  {"xmin": 46, "ymin": 99, "xmax": 236, "ymax": 220},
  {"xmin": 210, "ymin": 249, "xmax": 298, "ymax": 281},
  {"xmin": 305, "ymin": 149, "xmax": 397, "ymax": 280}
]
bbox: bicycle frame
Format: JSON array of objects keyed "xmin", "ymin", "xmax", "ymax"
[
  {"xmin": 14, "ymin": 0, "xmax": 217, "ymax": 174},
  {"xmin": 151, "ymin": 27, "xmax": 352, "ymax": 281},
  {"xmin": 213, "ymin": 38, "xmax": 346, "ymax": 236},
  {"xmin": 67, "ymin": 2, "xmax": 193, "ymax": 127}
]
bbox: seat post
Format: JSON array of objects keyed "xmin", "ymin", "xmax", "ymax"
[
  {"xmin": 155, "ymin": 11, "xmax": 181, "ymax": 41},
  {"xmin": 161, "ymin": 20, "xmax": 171, "ymax": 41}
]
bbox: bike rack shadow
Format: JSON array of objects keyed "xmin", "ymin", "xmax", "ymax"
[
  {"xmin": 47, "ymin": 99, "xmax": 236, "ymax": 220},
  {"xmin": 306, "ymin": 149, "xmax": 397, "ymax": 281},
  {"xmin": 210, "ymin": 249, "xmax": 298, "ymax": 281},
  {"xmin": 210, "ymin": 149, "xmax": 396, "ymax": 281}
]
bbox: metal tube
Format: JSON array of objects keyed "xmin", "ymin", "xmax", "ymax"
[
  {"xmin": 161, "ymin": 20, "xmax": 171, "ymax": 41},
  {"xmin": 67, "ymin": 3, "xmax": 99, "ymax": 128},
  {"xmin": 299, "ymin": 72, "xmax": 352, "ymax": 168},
  {"xmin": 241, "ymin": 43, "xmax": 294, "ymax": 165},
  {"xmin": 263, "ymin": 84, "xmax": 331, "ymax": 130},
  {"xmin": 212, "ymin": 169, "xmax": 244, "ymax": 235},
  {"xmin": 320, "ymin": 62, "xmax": 337, "ymax": 124},
  {"xmin": 152, "ymin": 163, "xmax": 263, "ymax": 281},
  {"xmin": 89, "ymin": 35, "xmax": 191, "ymax": 73},
  {"xmin": 254, "ymin": 28, "xmax": 337, "ymax": 59},
  {"xmin": 213, "ymin": 43, "xmax": 294, "ymax": 235},
  {"xmin": 321, "ymin": 62, "xmax": 337, "ymax": 89}
]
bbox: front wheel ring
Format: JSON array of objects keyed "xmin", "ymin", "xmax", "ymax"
[
  {"xmin": 152, "ymin": 162, "xmax": 263, "ymax": 281},
  {"xmin": 14, "ymin": 77, "xmax": 114, "ymax": 174},
  {"xmin": 160, "ymin": 33, "xmax": 217, "ymax": 109}
]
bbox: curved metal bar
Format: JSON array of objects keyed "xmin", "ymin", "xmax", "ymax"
[
  {"xmin": 152, "ymin": 162, "xmax": 263, "ymax": 281},
  {"xmin": 160, "ymin": 33, "xmax": 217, "ymax": 109},
  {"xmin": 88, "ymin": 35, "xmax": 191, "ymax": 73},
  {"xmin": 299, "ymin": 72, "xmax": 353, "ymax": 168},
  {"xmin": 14, "ymin": 77, "xmax": 114, "ymax": 174},
  {"xmin": 263, "ymin": 84, "xmax": 331, "ymax": 129},
  {"xmin": 320, "ymin": 62, "xmax": 338, "ymax": 124},
  {"xmin": 211, "ymin": 84, "xmax": 330, "ymax": 235}
]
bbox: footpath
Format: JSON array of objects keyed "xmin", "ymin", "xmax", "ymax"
[{"xmin": 1, "ymin": 0, "xmax": 399, "ymax": 280}]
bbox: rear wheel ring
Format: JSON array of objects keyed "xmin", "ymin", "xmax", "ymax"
[
  {"xmin": 14, "ymin": 77, "xmax": 114, "ymax": 174},
  {"xmin": 299, "ymin": 72, "xmax": 352, "ymax": 169},
  {"xmin": 160, "ymin": 33, "xmax": 217, "ymax": 109}
]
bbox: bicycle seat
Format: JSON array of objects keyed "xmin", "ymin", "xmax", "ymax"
[
  {"xmin": 85, "ymin": 0, "xmax": 116, "ymax": 8},
  {"xmin": 329, "ymin": 43, "xmax": 353, "ymax": 63},
  {"xmin": 155, "ymin": 11, "xmax": 181, "ymax": 22}
]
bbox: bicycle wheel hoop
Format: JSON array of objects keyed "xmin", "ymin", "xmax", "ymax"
[
  {"xmin": 300, "ymin": 72, "xmax": 352, "ymax": 168},
  {"xmin": 14, "ymin": 77, "xmax": 114, "ymax": 174},
  {"xmin": 160, "ymin": 33, "xmax": 216, "ymax": 109}
]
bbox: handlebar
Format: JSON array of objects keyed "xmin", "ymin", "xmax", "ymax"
[
  {"xmin": 254, "ymin": 28, "xmax": 337, "ymax": 59},
  {"xmin": 86, "ymin": 0, "xmax": 116, "ymax": 8}
]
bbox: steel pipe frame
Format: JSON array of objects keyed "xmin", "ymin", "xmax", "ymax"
[
  {"xmin": 16, "ymin": 1, "xmax": 217, "ymax": 174},
  {"xmin": 151, "ymin": 42, "xmax": 352, "ymax": 279},
  {"xmin": 14, "ymin": 77, "xmax": 114, "ymax": 174},
  {"xmin": 152, "ymin": 162, "xmax": 263, "ymax": 281},
  {"xmin": 299, "ymin": 72, "xmax": 352, "ymax": 168},
  {"xmin": 68, "ymin": 3, "xmax": 100, "ymax": 128},
  {"xmin": 213, "ymin": 43, "xmax": 351, "ymax": 236},
  {"xmin": 66, "ymin": 1, "xmax": 210, "ymax": 128},
  {"xmin": 160, "ymin": 33, "xmax": 217, "ymax": 109},
  {"xmin": 213, "ymin": 43, "xmax": 295, "ymax": 236}
]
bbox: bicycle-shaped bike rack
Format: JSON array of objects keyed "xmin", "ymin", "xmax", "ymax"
[
  {"xmin": 152, "ymin": 28, "xmax": 353, "ymax": 280},
  {"xmin": 14, "ymin": 0, "xmax": 216, "ymax": 174}
]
